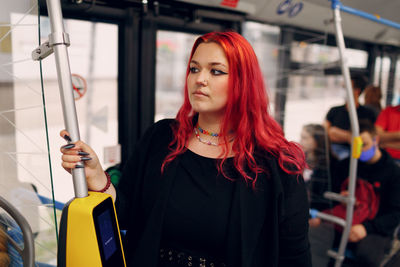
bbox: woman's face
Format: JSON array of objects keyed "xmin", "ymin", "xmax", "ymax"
[
  {"xmin": 187, "ymin": 42, "xmax": 229, "ymax": 117},
  {"xmin": 300, "ymin": 129, "xmax": 316, "ymax": 153}
]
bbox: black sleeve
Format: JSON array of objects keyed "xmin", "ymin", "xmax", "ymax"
[
  {"xmin": 330, "ymin": 158, "xmax": 350, "ymax": 193},
  {"xmin": 326, "ymin": 107, "xmax": 336, "ymax": 123},
  {"xmin": 115, "ymin": 119, "xmax": 174, "ymax": 229},
  {"xmin": 363, "ymin": 166, "xmax": 400, "ymax": 237},
  {"xmin": 368, "ymin": 108, "xmax": 377, "ymax": 123},
  {"xmin": 278, "ymin": 174, "xmax": 312, "ymax": 267},
  {"xmin": 114, "ymin": 127, "xmax": 153, "ymax": 229}
]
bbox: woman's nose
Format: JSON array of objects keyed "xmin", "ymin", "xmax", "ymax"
[{"xmin": 196, "ymin": 72, "xmax": 208, "ymax": 86}]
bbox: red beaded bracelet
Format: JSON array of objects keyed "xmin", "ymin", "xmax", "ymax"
[{"xmin": 91, "ymin": 171, "xmax": 111, "ymax": 193}]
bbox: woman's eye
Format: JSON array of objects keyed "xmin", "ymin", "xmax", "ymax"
[
  {"xmin": 189, "ymin": 67, "xmax": 199, "ymax": 73},
  {"xmin": 211, "ymin": 69, "xmax": 227, "ymax": 75}
]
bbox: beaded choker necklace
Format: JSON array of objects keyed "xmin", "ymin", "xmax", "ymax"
[
  {"xmin": 196, "ymin": 124, "xmax": 220, "ymax": 137},
  {"xmin": 194, "ymin": 128, "xmax": 220, "ymax": 146},
  {"xmin": 194, "ymin": 124, "xmax": 234, "ymax": 146}
]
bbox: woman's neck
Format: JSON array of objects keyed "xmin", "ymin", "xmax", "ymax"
[{"xmin": 197, "ymin": 114, "xmax": 224, "ymax": 133}]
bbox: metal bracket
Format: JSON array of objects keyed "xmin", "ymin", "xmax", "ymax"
[
  {"xmin": 327, "ymin": 249, "xmax": 346, "ymax": 260},
  {"xmin": 324, "ymin": 191, "xmax": 355, "ymax": 205},
  {"xmin": 31, "ymin": 32, "xmax": 70, "ymax": 61},
  {"xmin": 32, "ymin": 41, "xmax": 53, "ymax": 61}
]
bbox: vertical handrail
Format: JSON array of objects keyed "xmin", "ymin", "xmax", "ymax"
[
  {"xmin": 332, "ymin": 7, "xmax": 358, "ymax": 267},
  {"xmin": 330, "ymin": 1, "xmax": 359, "ymax": 266},
  {"xmin": 46, "ymin": 0, "xmax": 88, "ymax": 198}
]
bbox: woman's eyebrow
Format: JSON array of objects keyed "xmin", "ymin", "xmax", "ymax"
[
  {"xmin": 209, "ymin": 62, "xmax": 227, "ymax": 68},
  {"xmin": 190, "ymin": 60, "xmax": 227, "ymax": 68}
]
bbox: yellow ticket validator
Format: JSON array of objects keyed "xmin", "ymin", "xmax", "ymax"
[{"xmin": 58, "ymin": 192, "xmax": 126, "ymax": 267}]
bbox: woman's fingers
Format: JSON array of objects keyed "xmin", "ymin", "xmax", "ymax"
[
  {"xmin": 61, "ymin": 154, "xmax": 92, "ymax": 165},
  {"xmin": 62, "ymin": 154, "xmax": 81, "ymax": 163},
  {"xmin": 59, "ymin": 129, "xmax": 104, "ymax": 187},
  {"xmin": 62, "ymin": 161, "xmax": 79, "ymax": 170},
  {"xmin": 60, "ymin": 140, "xmax": 92, "ymax": 155},
  {"xmin": 60, "ymin": 130, "xmax": 70, "ymax": 140},
  {"xmin": 60, "ymin": 135, "xmax": 99, "ymax": 168}
]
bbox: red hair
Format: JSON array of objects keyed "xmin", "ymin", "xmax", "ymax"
[{"xmin": 162, "ymin": 31, "xmax": 305, "ymax": 187}]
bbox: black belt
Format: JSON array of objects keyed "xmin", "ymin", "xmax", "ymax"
[{"xmin": 159, "ymin": 248, "xmax": 227, "ymax": 267}]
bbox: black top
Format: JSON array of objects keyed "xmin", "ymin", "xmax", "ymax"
[
  {"xmin": 332, "ymin": 150, "xmax": 400, "ymax": 237},
  {"xmin": 161, "ymin": 150, "xmax": 236, "ymax": 261},
  {"xmin": 326, "ymin": 104, "xmax": 376, "ymax": 139},
  {"xmin": 308, "ymin": 167, "xmax": 332, "ymax": 211},
  {"xmin": 115, "ymin": 119, "xmax": 311, "ymax": 267}
]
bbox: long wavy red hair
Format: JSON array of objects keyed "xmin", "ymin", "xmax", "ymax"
[{"xmin": 162, "ymin": 31, "xmax": 305, "ymax": 187}]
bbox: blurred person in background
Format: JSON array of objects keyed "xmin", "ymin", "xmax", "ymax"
[
  {"xmin": 312, "ymin": 120, "xmax": 400, "ymax": 267},
  {"xmin": 300, "ymin": 124, "xmax": 331, "ymax": 211},
  {"xmin": 301, "ymin": 124, "xmax": 333, "ymax": 267},
  {"xmin": 363, "ymin": 85, "xmax": 382, "ymax": 117},
  {"xmin": 375, "ymin": 104, "xmax": 400, "ymax": 165}
]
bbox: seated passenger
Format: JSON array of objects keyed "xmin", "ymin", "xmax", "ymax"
[{"xmin": 313, "ymin": 120, "xmax": 400, "ymax": 267}]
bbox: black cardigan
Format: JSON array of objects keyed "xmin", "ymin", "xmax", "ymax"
[{"xmin": 115, "ymin": 119, "xmax": 311, "ymax": 267}]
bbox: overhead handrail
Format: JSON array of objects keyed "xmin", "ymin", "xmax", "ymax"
[{"xmin": 331, "ymin": 0, "xmax": 400, "ymax": 30}]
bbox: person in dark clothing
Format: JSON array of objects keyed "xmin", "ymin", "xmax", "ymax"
[
  {"xmin": 59, "ymin": 31, "xmax": 311, "ymax": 267},
  {"xmin": 315, "ymin": 120, "xmax": 400, "ymax": 267},
  {"xmin": 325, "ymin": 74, "xmax": 377, "ymax": 161}
]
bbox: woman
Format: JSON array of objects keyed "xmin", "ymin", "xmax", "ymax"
[
  {"xmin": 300, "ymin": 124, "xmax": 331, "ymax": 211},
  {"xmin": 60, "ymin": 31, "xmax": 311, "ymax": 267},
  {"xmin": 300, "ymin": 124, "xmax": 327, "ymax": 171}
]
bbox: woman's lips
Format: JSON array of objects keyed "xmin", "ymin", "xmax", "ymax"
[{"xmin": 193, "ymin": 90, "xmax": 208, "ymax": 96}]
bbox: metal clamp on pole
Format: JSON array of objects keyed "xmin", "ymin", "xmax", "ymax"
[
  {"xmin": 49, "ymin": 31, "xmax": 70, "ymax": 46},
  {"xmin": 32, "ymin": 41, "xmax": 53, "ymax": 61},
  {"xmin": 32, "ymin": 28, "xmax": 70, "ymax": 61}
]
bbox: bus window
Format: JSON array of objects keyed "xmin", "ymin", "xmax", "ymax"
[
  {"xmin": 243, "ymin": 21, "xmax": 281, "ymax": 118},
  {"xmin": 155, "ymin": 30, "xmax": 199, "ymax": 121}
]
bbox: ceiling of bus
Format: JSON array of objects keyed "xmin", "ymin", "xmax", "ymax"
[{"xmin": 177, "ymin": 0, "xmax": 400, "ymax": 47}]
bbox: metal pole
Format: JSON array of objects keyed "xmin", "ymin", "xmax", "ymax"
[
  {"xmin": 0, "ymin": 195, "xmax": 35, "ymax": 267},
  {"xmin": 46, "ymin": 0, "xmax": 88, "ymax": 198},
  {"xmin": 331, "ymin": 1, "xmax": 359, "ymax": 266}
]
